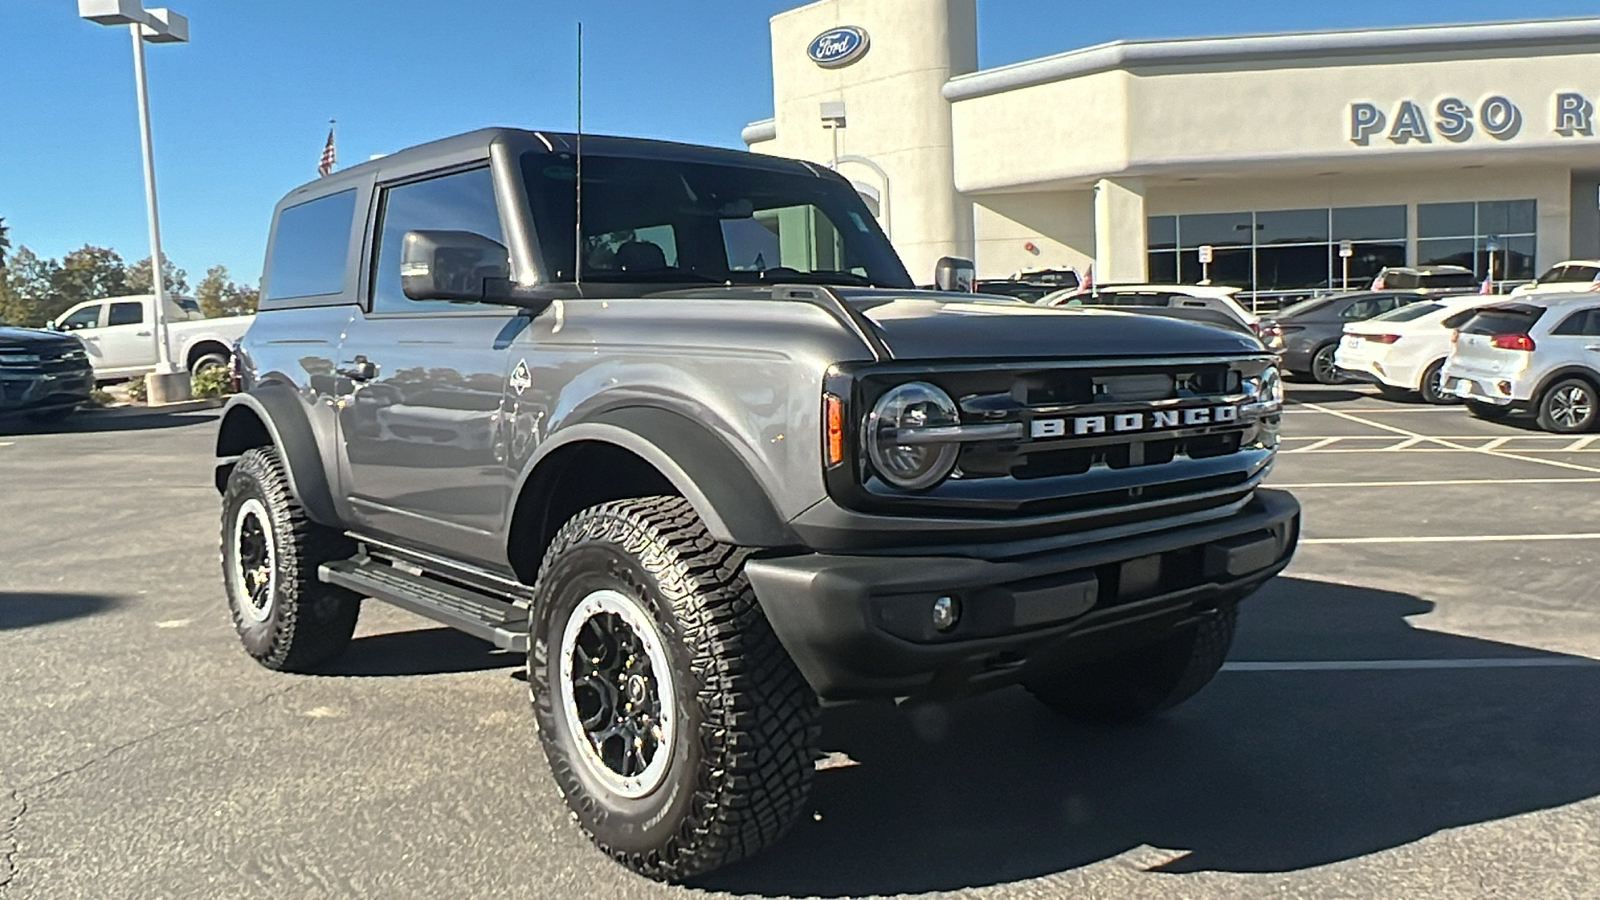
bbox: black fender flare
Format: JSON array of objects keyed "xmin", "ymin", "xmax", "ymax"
[
  {"xmin": 214, "ymin": 384, "xmax": 341, "ymax": 528},
  {"xmin": 520, "ymin": 406, "xmax": 800, "ymax": 549}
]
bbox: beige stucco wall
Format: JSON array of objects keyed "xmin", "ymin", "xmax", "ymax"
[
  {"xmin": 754, "ymin": 0, "xmax": 977, "ymax": 282},
  {"xmin": 972, "ymin": 190, "xmax": 1094, "ymax": 277}
]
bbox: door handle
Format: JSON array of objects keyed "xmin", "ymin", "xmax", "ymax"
[
  {"xmin": 336, "ymin": 358, "xmax": 379, "ymax": 382},
  {"xmin": 136, "ymin": 331, "xmax": 152, "ymax": 336}
]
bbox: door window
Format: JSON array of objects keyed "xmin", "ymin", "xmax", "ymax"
[
  {"xmin": 58, "ymin": 305, "xmax": 103, "ymax": 331},
  {"xmin": 370, "ymin": 167, "xmax": 503, "ymax": 314},
  {"xmin": 107, "ymin": 302, "xmax": 144, "ymax": 327},
  {"xmin": 265, "ymin": 189, "xmax": 358, "ymax": 300},
  {"xmin": 1552, "ymin": 308, "xmax": 1600, "ymax": 336},
  {"xmin": 1340, "ymin": 296, "xmax": 1399, "ymax": 320}
]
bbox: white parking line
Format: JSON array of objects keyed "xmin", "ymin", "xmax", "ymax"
[
  {"xmin": 1564, "ymin": 436, "xmax": 1597, "ymax": 452},
  {"xmin": 1479, "ymin": 436, "xmax": 1512, "ymax": 451},
  {"xmin": 1294, "ymin": 400, "xmax": 1600, "ymax": 475},
  {"xmin": 1296, "ymin": 437, "xmax": 1343, "ymax": 451},
  {"xmin": 1303, "ymin": 533, "xmax": 1600, "ymax": 544},
  {"xmin": 1273, "ymin": 477, "xmax": 1600, "ymax": 488},
  {"xmin": 1284, "ymin": 406, "xmax": 1462, "ymax": 413},
  {"xmin": 1222, "ymin": 657, "xmax": 1599, "ymax": 672},
  {"xmin": 0, "ymin": 441, "xmax": 13, "ymax": 448}
]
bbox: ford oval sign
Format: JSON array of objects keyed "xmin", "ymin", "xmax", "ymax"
[{"xmin": 808, "ymin": 26, "xmax": 869, "ymax": 69}]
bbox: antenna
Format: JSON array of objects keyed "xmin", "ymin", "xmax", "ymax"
[{"xmin": 574, "ymin": 21, "xmax": 583, "ymax": 289}]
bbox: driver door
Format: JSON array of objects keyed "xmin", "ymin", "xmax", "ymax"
[{"xmin": 336, "ymin": 165, "xmax": 522, "ymax": 562}]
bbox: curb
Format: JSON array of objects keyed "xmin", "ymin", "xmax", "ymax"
[{"xmin": 82, "ymin": 398, "xmax": 226, "ymax": 417}]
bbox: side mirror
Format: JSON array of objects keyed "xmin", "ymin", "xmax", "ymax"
[
  {"xmin": 934, "ymin": 256, "xmax": 976, "ymax": 293},
  {"xmin": 45, "ymin": 319, "xmax": 58, "ymax": 331},
  {"xmin": 400, "ymin": 230, "xmax": 512, "ymax": 303}
]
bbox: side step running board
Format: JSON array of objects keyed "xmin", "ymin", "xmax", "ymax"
[{"xmin": 319, "ymin": 558, "xmax": 530, "ymax": 653}]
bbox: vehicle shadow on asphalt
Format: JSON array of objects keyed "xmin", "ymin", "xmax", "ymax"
[
  {"xmin": 319, "ymin": 626, "xmax": 519, "ymax": 676},
  {"xmin": 702, "ymin": 576, "xmax": 1600, "ymax": 897},
  {"xmin": 0, "ymin": 408, "xmax": 219, "ymax": 436},
  {"xmin": 0, "ymin": 591, "xmax": 120, "ymax": 630}
]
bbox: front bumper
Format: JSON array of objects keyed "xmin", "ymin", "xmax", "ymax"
[
  {"xmin": 745, "ymin": 488, "xmax": 1300, "ymax": 701},
  {"xmin": 0, "ymin": 366, "xmax": 95, "ymax": 415}
]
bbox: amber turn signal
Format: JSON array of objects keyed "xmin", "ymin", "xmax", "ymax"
[{"xmin": 824, "ymin": 393, "xmax": 845, "ymax": 467}]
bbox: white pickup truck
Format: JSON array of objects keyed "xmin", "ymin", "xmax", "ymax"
[{"xmin": 48, "ymin": 294, "xmax": 253, "ymax": 382}]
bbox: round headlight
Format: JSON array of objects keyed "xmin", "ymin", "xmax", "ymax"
[{"xmin": 867, "ymin": 382, "xmax": 960, "ymax": 490}]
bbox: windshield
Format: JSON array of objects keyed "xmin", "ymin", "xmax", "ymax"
[{"xmin": 522, "ymin": 151, "xmax": 913, "ymax": 289}]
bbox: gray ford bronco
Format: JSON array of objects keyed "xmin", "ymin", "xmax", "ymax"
[{"xmin": 214, "ymin": 127, "xmax": 1298, "ymax": 881}]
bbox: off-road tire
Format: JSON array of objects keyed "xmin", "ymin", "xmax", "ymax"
[
  {"xmin": 1536, "ymin": 377, "xmax": 1599, "ymax": 434},
  {"xmin": 1023, "ymin": 605, "xmax": 1237, "ymax": 722},
  {"xmin": 1465, "ymin": 399, "xmax": 1513, "ymax": 421},
  {"xmin": 529, "ymin": 496, "xmax": 819, "ymax": 882},
  {"xmin": 220, "ymin": 446, "xmax": 360, "ymax": 671}
]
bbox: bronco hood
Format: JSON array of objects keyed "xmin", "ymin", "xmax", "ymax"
[{"xmin": 842, "ymin": 293, "xmax": 1263, "ymax": 360}]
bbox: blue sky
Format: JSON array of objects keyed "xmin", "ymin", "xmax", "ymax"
[{"xmin": 3, "ymin": 0, "xmax": 1597, "ymax": 286}]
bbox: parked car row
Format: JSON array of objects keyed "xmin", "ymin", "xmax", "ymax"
[{"xmin": 47, "ymin": 294, "xmax": 252, "ymax": 382}]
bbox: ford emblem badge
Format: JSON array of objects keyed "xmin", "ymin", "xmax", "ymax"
[{"xmin": 807, "ymin": 26, "xmax": 869, "ymax": 68}]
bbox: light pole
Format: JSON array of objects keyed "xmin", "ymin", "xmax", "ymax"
[{"xmin": 79, "ymin": 0, "xmax": 190, "ymax": 404}]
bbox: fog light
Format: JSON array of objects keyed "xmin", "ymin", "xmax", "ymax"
[{"xmin": 931, "ymin": 595, "xmax": 960, "ymax": 632}]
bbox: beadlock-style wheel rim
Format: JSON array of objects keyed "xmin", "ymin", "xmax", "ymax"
[
  {"xmin": 231, "ymin": 498, "xmax": 276, "ymax": 624},
  {"xmin": 1550, "ymin": 385, "xmax": 1594, "ymax": 430},
  {"xmin": 558, "ymin": 589, "xmax": 676, "ymax": 800}
]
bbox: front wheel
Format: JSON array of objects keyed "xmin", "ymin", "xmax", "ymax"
[
  {"xmin": 1023, "ymin": 605, "xmax": 1237, "ymax": 722},
  {"xmin": 1537, "ymin": 378, "xmax": 1599, "ymax": 434},
  {"xmin": 530, "ymin": 496, "xmax": 819, "ymax": 881},
  {"xmin": 220, "ymin": 447, "xmax": 360, "ymax": 671}
]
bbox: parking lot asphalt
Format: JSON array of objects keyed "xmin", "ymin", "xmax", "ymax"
[{"xmin": 2, "ymin": 384, "xmax": 1599, "ymax": 900}]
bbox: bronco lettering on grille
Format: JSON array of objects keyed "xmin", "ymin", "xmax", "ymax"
[{"xmin": 1030, "ymin": 405, "xmax": 1240, "ymax": 439}]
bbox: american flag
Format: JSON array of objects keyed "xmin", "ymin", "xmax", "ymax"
[{"xmin": 318, "ymin": 125, "xmax": 336, "ymax": 177}]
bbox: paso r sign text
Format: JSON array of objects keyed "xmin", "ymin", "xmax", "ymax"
[{"xmin": 1349, "ymin": 93, "xmax": 1597, "ymax": 146}]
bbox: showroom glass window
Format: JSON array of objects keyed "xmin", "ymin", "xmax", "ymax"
[
  {"xmin": 1417, "ymin": 200, "xmax": 1536, "ymax": 282},
  {"xmin": 370, "ymin": 167, "xmax": 504, "ymax": 314},
  {"xmin": 1146, "ymin": 206, "xmax": 1404, "ymax": 293}
]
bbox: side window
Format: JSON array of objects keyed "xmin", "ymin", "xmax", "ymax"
[
  {"xmin": 1341, "ymin": 298, "xmax": 1379, "ymax": 320},
  {"xmin": 107, "ymin": 302, "xmax": 144, "ymax": 327},
  {"xmin": 371, "ymin": 167, "xmax": 503, "ymax": 314},
  {"xmin": 59, "ymin": 304, "xmax": 103, "ymax": 331},
  {"xmin": 1553, "ymin": 308, "xmax": 1600, "ymax": 336},
  {"xmin": 264, "ymin": 189, "xmax": 358, "ymax": 300}
]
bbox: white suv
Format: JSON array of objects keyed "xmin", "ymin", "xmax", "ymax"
[
  {"xmin": 1040, "ymin": 284, "xmax": 1261, "ymax": 333},
  {"xmin": 1508, "ymin": 260, "xmax": 1600, "ymax": 298},
  {"xmin": 1441, "ymin": 294, "xmax": 1600, "ymax": 432}
]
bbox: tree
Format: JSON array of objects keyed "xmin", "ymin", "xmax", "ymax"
[
  {"xmin": 0, "ymin": 217, "xmax": 10, "ymax": 268},
  {"xmin": 126, "ymin": 255, "xmax": 189, "ymax": 296},
  {"xmin": 196, "ymin": 264, "xmax": 260, "ymax": 318},
  {"xmin": 1, "ymin": 246, "xmax": 62, "ymax": 326},
  {"xmin": 49, "ymin": 245, "xmax": 128, "ymax": 310}
]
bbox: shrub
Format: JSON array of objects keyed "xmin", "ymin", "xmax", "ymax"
[
  {"xmin": 86, "ymin": 388, "xmax": 114, "ymax": 408},
  {"xmin": 125, "ymin": 375, "xmax": 148, "ymax": 403},
  {"xmin": 190, "ymin": 365, "xmax": 233, "ymax": 399}
]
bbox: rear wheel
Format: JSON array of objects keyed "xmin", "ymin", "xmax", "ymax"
[
  {"xmin": 190, "ymin": 352, "xmax": 229, "ymax": 378},
  {"xmin": 1417, "ymin": 360, "xmax": 1455, "ymax": 405},
  {"xmin": 530, "ymin": 496, "xmax": 819, "ymax": 881},
  {"xmin": 1310, "ymin": 344, "xmax": 1343, "ymax": 385},
  {"xmin": 1023, "ymin": 605, "xmax": 1237, "ymax": 722},
  {"xmin": 220, "ymin": 447, "xmax": 360, "ymax": 671},
  {"xmin": 1536, "ymin": 378, "xmax": 1598, "ymax": 434},
  {"xmin": 1465, "ymin": 400, "xmax": 1513, "ymax": 421}
]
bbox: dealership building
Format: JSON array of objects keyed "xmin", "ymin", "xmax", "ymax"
[{"xmin": 742, "ymin": 0, "xmax": 1600, "ymax": 293}]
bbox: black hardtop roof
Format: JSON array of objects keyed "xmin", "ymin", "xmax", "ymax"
[{"xmin": 276, "ymin": 127, "xmax": 827, "ymax": 209}]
